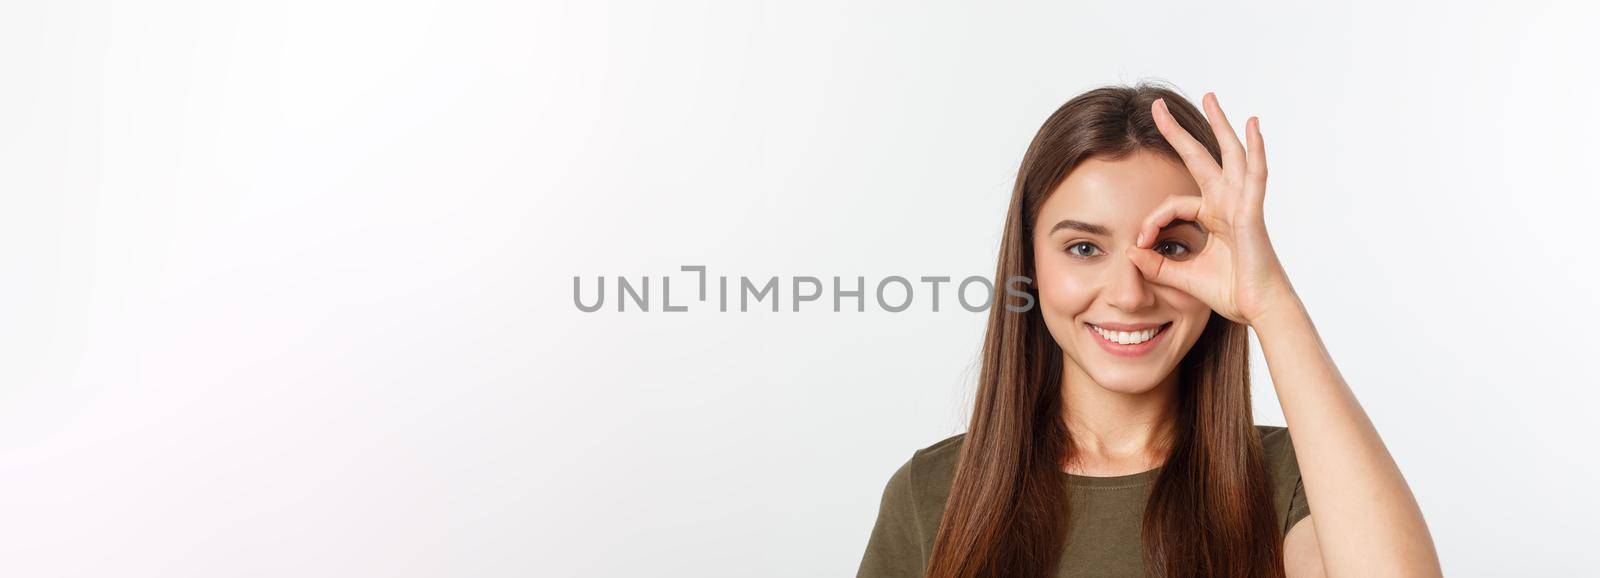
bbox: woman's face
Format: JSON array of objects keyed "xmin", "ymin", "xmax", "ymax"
[{"xmin": 1031, "ymin": 148, "xmax": 1214, "ymax": 395}]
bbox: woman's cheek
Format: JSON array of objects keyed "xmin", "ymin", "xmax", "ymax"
[
  {"xmin": 1035, "ymin": 262, "xmax": 1095, "ymax": 318},
  {"xmin": 1155, "ymin": 286, "xmax": 1209, "ymax": 315}
]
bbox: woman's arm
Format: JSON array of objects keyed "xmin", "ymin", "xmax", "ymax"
[
  {"xmin": 1253, "ymin": 289, "xmax": 1441, "ymax": 577},
  {"xmin": 1124, "ymin": 91, "xmax": 1442, "ymax": 577}
]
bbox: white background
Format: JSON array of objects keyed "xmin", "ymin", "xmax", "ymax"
[{"xmin": 3, "ymin": 0, "xmax": 1597, "ymax": 576}]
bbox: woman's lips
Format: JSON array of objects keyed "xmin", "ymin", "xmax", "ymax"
[{"xmin": 1085, "ymin": 321, "xmax": 1173, "ymax": 358}]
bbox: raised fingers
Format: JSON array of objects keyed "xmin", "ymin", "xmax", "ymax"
[
  {"xmin": 1244, "ymin": 116, "xmax": 1268, "ymax": 206},
  {"xmin": 1135, "ymin": 194, "xmax": 1203, "ymax": 249},
  {"xmin": 1202, "ymin": 92, "xmax": 1246, "ymax": 182},
  {"xmin": 1151, "ymin": 98, "xmax": 1224, "ymax": 189}
]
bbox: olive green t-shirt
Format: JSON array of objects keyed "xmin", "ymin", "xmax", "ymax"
[{"xmin": 856, "ymin": 425, "xmax": 1311, "ymax": 578}]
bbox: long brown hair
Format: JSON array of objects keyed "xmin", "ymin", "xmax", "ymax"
[{"xmin": 924, "ymin": 81, "xmax": 1284, "ymax": 578}]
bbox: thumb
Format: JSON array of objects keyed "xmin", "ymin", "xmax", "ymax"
[{"xmin": 1125, "ymin": 245, "xmax": 1188, "ymax": 289}]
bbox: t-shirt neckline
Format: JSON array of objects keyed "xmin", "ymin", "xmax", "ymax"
[{"xmin": 1062, "ymin": 466, "xmax": 1162, "ymax": 488}]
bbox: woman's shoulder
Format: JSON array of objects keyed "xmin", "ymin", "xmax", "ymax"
[
  {"xmin": 1255, "ymin": 424, "xmax": 1304, "ymax": 479},
  {"xmin": 916, "ymin": 431, "xmax": 967, "ymax": 461},
  {"xmin": 1255, "ymin": 424, "xmax": 1312, "ymax": 535},
  {"xmin": 1254, "ymin": 424, "xmax": 1300, "ymax": 466},
  {"xmin": 1255, "ymin": 423, "xmax": 1290, "ymax": 441},
  {"xmin": 861, "ymin": 434, "xmax": 969, "ymax": 575},
  {"xmin": 914, "ymin": 432, "xmax": 967, "ymax": 479},
  {"xmin": 879, "ymin": 432, "xmax": 967, "ymax": 507},
  {"xmin": 903, "ymin": 432, "xmax": 966, "ymax": 477}
]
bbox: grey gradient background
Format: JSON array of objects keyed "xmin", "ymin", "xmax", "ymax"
[{"xmin": 2, "ymin": 0, "xmax": 1597, "ymax": 576}]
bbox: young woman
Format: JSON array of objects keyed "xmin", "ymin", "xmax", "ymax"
[{"xmin": 856, "ymin": 83, "xmax": 1442, "ymax": 577}]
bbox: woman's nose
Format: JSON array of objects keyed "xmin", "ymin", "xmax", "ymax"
[{"xmin": 1104, "ymin": 250, "xmax": 1157, "ymax": 312}]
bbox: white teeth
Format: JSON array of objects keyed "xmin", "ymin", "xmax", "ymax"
[{"xmin": 1092, "ymin": 324, "xmax": 1161, "ymax": 345}]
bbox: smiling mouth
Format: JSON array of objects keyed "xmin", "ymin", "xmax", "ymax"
[{"xmin": 1086, "ymin": 322, "xmax": 1173, "ymax": 345}]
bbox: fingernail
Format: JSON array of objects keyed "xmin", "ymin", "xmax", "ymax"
[{"xmin": 1136, "ymin": 232, "xmax": 1146, "ymax": 246}]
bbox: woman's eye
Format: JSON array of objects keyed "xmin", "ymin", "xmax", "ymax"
[
  {"xmin": 1155, "ymin": 240, "xmax": 1191, "ymax": 259},
  {"xmin": 1066, "ymin": 242, "xmax": 1102, "ymax": 258}
]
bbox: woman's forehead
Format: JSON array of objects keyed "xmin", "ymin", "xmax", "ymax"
[{"xmin": 1041, "ymin": 152, "xmax": 1199, "ymax": 219}]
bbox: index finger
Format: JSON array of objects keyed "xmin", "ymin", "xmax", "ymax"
[{"xmin": 1152, "ymin": 98, "xmax": 1224, "ymax": 189}]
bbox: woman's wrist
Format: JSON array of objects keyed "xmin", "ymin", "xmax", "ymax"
[{"xmin": 1246, "ymin": 284, "xmax": 1307, "ymax": 334}]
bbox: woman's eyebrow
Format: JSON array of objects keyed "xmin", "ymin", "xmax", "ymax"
[
  {"xmin": 1049, "ymin": 219, "xmax": 1111, "ymax": 236},
  {"xmin": 1048, "ymin": 218, "xmax": 1203, "ymax": 236}
]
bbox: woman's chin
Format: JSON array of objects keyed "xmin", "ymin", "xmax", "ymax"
[{"xmin": 1087, "ymin": 371, "xmax": 1167, "ymax": 395}]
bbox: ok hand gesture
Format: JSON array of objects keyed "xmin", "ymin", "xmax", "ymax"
[{"xmin": 1124, "ymin": 93, "xmax": 1297, "ymax": 327}]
